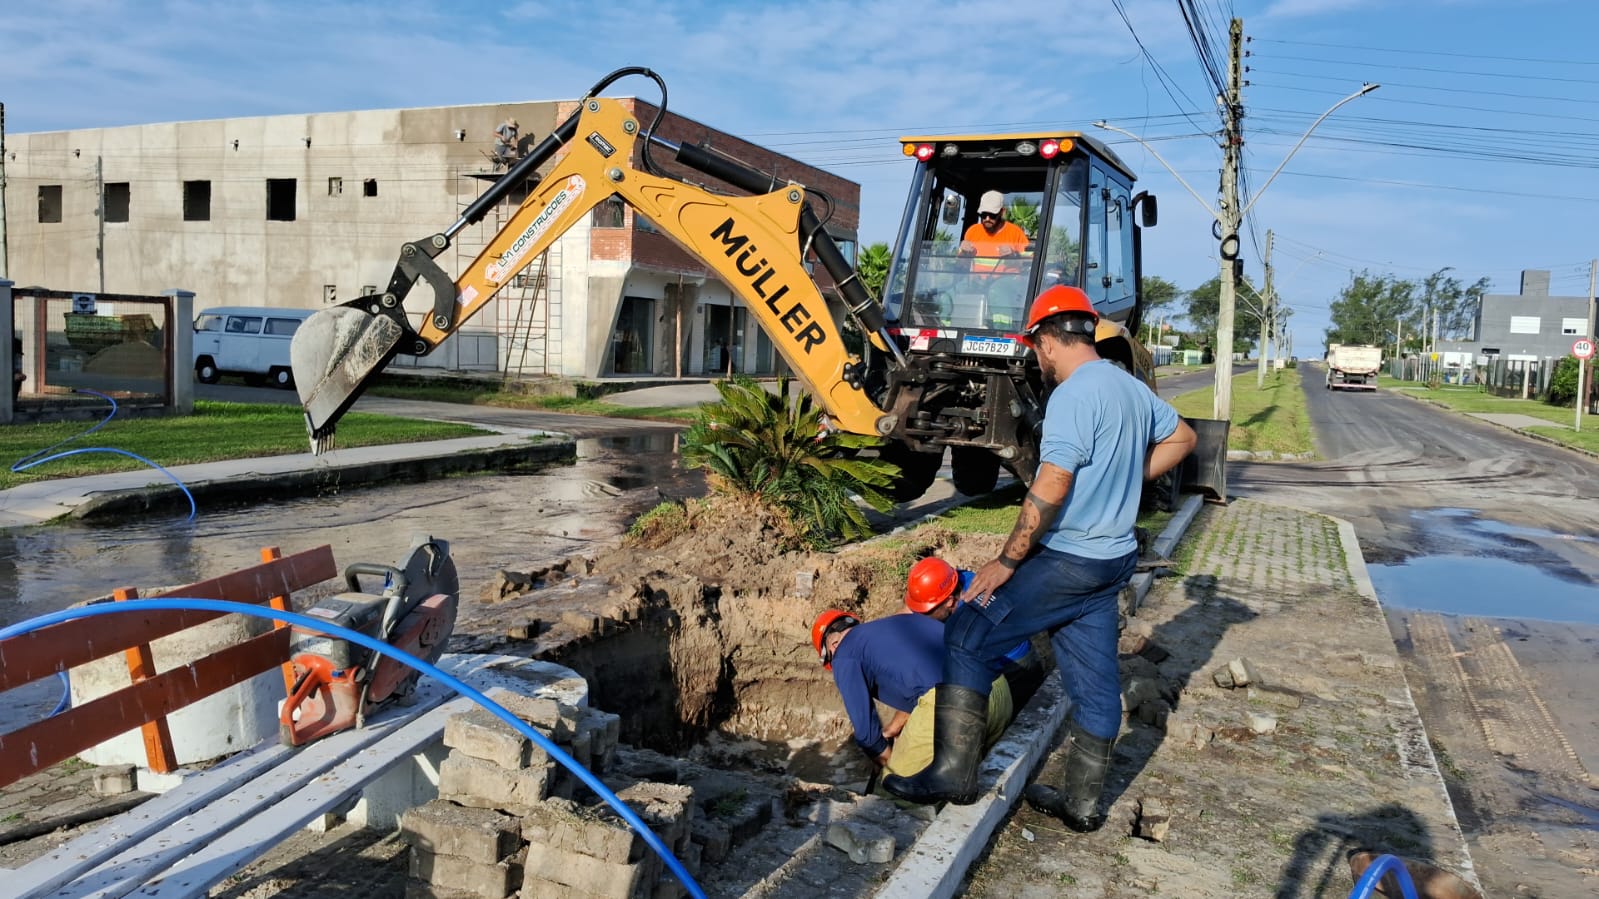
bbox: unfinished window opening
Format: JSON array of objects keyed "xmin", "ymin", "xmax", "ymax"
[
  {"xmin": 594, "ymin": 196, "xmax": 626, "ymax": 228},
  {"xmin": 267, "ymin": 178, "xmax": 297, "ymax": 221},
  {"xmin": 38, "ymin": 185, "xmax": 63, "ymax": 223},
  {"xmin": 104, "ymin": 182, "xmax": 131, "ymax": 223},
  {"xmin": 323, "ymin": 285, "xmax": 337, "ymax": 304},
  {"xmin": 363, "ymin": 179, "xmax": 378, "ymax": 197},
  {"xmin": 328, "ymin": 177, "xmax": 343, "ymax": 197},
  {"xmin": 183, "ymin": 180, "xmax": 211, "ymax": 221}
]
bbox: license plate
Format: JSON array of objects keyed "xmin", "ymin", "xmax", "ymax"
[{"xmin": 960, "ymin": 337, "xmax": 1018, "ymax": 356}]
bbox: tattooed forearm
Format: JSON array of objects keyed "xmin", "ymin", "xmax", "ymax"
[{"xmin": 999, "ymin": 488, "xmax": 1064, "ymax": 568}]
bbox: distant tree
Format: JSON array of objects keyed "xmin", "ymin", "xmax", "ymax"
[
  {"xmin": 1325, "ymin": 270, "xmax": 1416, "ymax": 352},
  {"xmin": 1007, "ymin": 197, "xmax": 1040, "ymax": 239},
  {"xmin": 1547, "ymin": 356, "xmax": 1581, "ymax": 406},
  {"xmin": 1418, "ymin": 268, "xmax": 1492, "ymax": 341},
  {"xmin": 1184, "ymin": 277, "xmax": 1261, "ymax": 354},
  {"xmin": 1141, "ymin": 275, "xmax": 1181, "ymax": 320},
  {"xmin": 856, "ymin": 242, "xmax": 892, "ymax": 297}
]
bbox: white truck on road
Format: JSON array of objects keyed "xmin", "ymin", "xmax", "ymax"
[{"xmin": 1325, "ymin": 344, "xmax": 1383, "ymax": 390}]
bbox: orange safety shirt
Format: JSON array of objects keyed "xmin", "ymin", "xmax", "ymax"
[{"xmin": 963, "ymin": 221, "xmax": 1030, "ymax": 273}]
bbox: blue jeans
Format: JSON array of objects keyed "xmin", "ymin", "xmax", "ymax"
[{"xmin": 943, "ymin": 547, "xmax": 1137, "ymax": 741}]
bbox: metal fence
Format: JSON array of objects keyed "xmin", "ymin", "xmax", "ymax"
[{"xmin": 10, "ymin": 288, "xmax": 191, "ymax": 417}]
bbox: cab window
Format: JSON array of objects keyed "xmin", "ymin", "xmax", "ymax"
[{"xmin": 1039, "ymin": 158, "xmax": 1087, "ymax": 291}]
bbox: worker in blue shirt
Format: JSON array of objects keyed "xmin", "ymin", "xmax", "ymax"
[
  {"xmin": 885, "ymin": 285, "xmax": 1196, "ymax": 832},
  {"xmin": 811, "ymin": 610, "xmax": 1011, "ymax": 780},
  {"xmin": 904, "ymin": 557, "xmax": 1047, "ymax": 713}
]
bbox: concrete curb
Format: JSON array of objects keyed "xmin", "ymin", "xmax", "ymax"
[
  {"xmin": 1330, "ymin": 514, "xmax": 1483, "ymax": 892},
  {"xmin": 70, "ymin": 439, "xmax": 578, "ymax": 522},
  {"xmin": 874, "ymin": 493, "xmax": 1208, "ymax": 899},
  {"xmin": 0, "ymin": 435, "xmax": 577, "ymax": 530}
]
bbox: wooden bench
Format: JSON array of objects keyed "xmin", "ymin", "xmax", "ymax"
[{"xmin": 0, "ymin": 545, "xmax": 588, "ymax": 899}]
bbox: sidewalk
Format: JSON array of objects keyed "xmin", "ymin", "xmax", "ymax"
[
  {"xmin": 0, "ymin": 429, "xmax": 575, "ymax": 529},
  {"xmin": 957, "ymin": 499, "xmax": 1478, "ymax": 898}
]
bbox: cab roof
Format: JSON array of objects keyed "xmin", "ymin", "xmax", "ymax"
[{"xmin": 896, "ymin": 131, "xmax": 1138, "ymax": 182}]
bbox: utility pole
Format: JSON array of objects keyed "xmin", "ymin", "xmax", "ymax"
[
  {"xmin": 0, "ymin": 102, "xmax": 8, "ymax": 280},
  {"xmin": 96, "ymin": 155, "xmax": 106, "ymax": 294},
  {"xmin": 1213, "ymin": 17, "xmax": 1245, "ymax": 420},
  {"xmin": 1257, "ymin": 229, "xmax": 1274, "ymax": 388}
]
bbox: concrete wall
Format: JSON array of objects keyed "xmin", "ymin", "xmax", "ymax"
[{"xmin": 1475, "ymin": 269, "xmax": 1594, "ymax": 361}]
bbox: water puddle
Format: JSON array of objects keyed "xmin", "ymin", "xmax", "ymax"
[{"xmin": 1369, "ymin": 555, "xmax": 1597, "ymax": 624}]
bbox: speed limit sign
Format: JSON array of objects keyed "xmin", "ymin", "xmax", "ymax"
[{"xmin": 1575, "ymin": 338, "xmax": 1596, "ymax": 360}]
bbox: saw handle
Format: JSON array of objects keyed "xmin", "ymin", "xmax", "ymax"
[{"xmin": 344, "ymin": 562, "xmax": 413, "ymax": 641}]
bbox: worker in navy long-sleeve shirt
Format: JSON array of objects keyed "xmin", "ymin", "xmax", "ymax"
[{"xmin": 812, "ymin": 610, "xmax": 1012, "ymax": 778}]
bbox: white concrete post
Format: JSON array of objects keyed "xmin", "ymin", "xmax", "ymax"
[{"xmin": 163, "ymin": 289, "xmax": 195, "ymax": 414}]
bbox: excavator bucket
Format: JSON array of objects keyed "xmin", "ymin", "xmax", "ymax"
[{"xmin": 291, "ymin": 305, "xmax": 405, "ymax": 454}]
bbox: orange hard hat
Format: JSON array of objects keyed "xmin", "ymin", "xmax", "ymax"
[
  {"xmin": 810, "ymin": 609, "xmax": 859, "ymax": 670},
  {"xmin": 905, "ymin": 557, "xmax": 960, "ymax": 614},
  {"xmin": 1020, "ymin": 285, "xmax": 1098, "ymax": 347}
]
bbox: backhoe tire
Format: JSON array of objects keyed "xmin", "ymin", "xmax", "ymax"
[
  {"xmin": 879, "ymin": 442, "xmax": 943, "ymax": 504},
  {"xmin": 950, "ymin": 446, "xmax": 1002, "ymax": 496}
]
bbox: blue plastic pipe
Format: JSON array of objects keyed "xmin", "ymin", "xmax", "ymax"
[
  {"xmin": 1347, "ymin": 853, "xmax": 1419, "ymax": 899},
  {"xmin": 0, "ymin": 598, "xmax": 706, "ymax": 899}
]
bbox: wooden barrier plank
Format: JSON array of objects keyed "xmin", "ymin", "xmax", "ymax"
[
  {"xmin": 0, "ymin": 628, "xmax": 292, "ymax": 786},
  {"xmin": 0, "ymin": 545, "xmax": 335, "ymax": 692}
]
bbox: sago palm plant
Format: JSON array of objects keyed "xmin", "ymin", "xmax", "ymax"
[{"xmin": 681, "ymin": 376, "xmax": 898, "ymax": 546}]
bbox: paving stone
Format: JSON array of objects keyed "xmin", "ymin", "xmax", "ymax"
[
  {"xmin": 400, "ymin": 800, "xmax": 520, "ymax": 865},
  {"xmin": 824, "ymin": 820, "xmax": 895, "ymax": 864},
  {"xmin": 523, "ymin": 841, "xmax": 649, "ymax": 897},
  {"xmin": 410, "ymin": 845, "xmax": 522, "ymax": 898},
  {"xmin": 445, "ymin": 707, "xmax": 549, "ymax": 769},
  {"xmin": 440, "ymin": 751, "xmax": 553, "ymax": 815}
]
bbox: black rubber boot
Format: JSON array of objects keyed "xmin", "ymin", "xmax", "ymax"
[
  {"xmin": 1024, "ymin": 720, "xmax": 1114, "ymax": 832},
  {"xmin": 881, "ymin": 684, "xmax": 988, "ymax": 806},
  {"xmin": 1002, "ymin": 649, "xmax": 1049, "ymax": 716}
]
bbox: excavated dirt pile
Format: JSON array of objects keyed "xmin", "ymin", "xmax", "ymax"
[{"xmin": 450, "ymin": 496, "xmax": 1003, "ymax": 763}]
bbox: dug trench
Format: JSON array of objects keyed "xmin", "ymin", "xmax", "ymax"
[{"xmin": 438, "ymin": 496, "xmax": 1023, "ymax": 895}]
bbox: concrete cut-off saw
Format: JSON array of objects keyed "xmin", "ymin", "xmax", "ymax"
[{"xmin": 279, "ymin": 535, "xmax": 459, "ymax": 747}]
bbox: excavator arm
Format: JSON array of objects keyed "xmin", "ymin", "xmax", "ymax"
[{"xmin": 292, "ymin": 72, "xmax": 902, "ymax": 453}]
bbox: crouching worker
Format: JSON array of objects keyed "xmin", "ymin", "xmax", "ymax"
[
  {"xmin": 811, "ymin": 609, "xmax": 1011, "ymax": 782},
  {"xmin": 904, "ymin": 557, "xmax": 1048, "ymax": 712}
]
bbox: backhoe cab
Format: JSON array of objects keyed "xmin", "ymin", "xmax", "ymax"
[{"xmin": 874, "ymin": 133, "xmax": 1158, "ymax": 499}]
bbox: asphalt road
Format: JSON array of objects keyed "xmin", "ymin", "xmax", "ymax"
[{"xmin": 1232, "ymin": 363, "xmax": 1599, "ymax": 570}]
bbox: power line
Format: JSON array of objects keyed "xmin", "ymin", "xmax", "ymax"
[
  {"xmin": 1256, "ymin": 52, "xmax": 1599, "ymax": 86},
  {"xmin": 1254, "ymin": 37, "xmax": 1599, "ymax": 67}
]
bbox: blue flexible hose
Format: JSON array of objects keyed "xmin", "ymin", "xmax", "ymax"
[
  {"xmin": 50, "ymin": 671, "xmax": 71, "ymax": 716},
  {"xmin": 0, "ymin": 597, "xmax": 706, "ymax": 899},
  {"xmin": 1347, "ymin": 853, "xmax": 1419, "ymax": 899},
  {"xmin": 8, "ymin": 388, "xmax": 197, "ymax": 521}
]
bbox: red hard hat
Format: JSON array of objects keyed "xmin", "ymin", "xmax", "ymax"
[
  {"xmin": 905, "ymin": 557, "xmax": 960, "ymax": 614},
  {"xmin": 1020, "ymin": 285, "xmax": 1098, "ymax": 347},
  {"xmin": 811, "ymin": 609, "xmax": 859, "ymax": 670}
]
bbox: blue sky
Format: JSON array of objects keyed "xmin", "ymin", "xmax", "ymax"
[{"xmin": 4, "ymin": 0, "xmax": 1597, "ymax": 355}]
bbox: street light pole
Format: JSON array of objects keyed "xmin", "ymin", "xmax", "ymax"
[{"xmin": 1095, "ymin": 57, "xmax": 1377, "ymax": 421}]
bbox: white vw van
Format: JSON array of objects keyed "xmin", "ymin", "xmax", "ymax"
[{"xmin": 192, "ymin": 306, "xmax": 314, "ymax": 388}]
